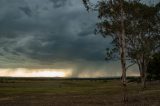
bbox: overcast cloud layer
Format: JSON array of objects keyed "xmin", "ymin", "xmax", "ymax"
[{"xmin": 0, "ymin": 0, "xmax": 141, "ymax": 77}]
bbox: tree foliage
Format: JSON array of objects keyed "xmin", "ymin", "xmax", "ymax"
[{"xmin": 125, "ymin": 1, "xmax": 160, "ymax": 88}]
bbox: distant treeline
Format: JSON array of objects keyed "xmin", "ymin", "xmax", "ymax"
[{"xmin": 0, "ymin": 76, "xmax": 140, "ymax": 83}]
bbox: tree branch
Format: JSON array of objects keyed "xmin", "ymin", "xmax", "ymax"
[{"xmin": 126, "ymin": 62, "xmax": 136, "ymax": 70}]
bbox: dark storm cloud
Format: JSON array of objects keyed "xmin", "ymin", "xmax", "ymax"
[
  {"xmin": 49, "ymin": 0, "xmax": 68, "ymax": 8},
  {"xmin": 19, "ymin": 6, "xmax": 32, "ymax": 17},
  {"xmin": 0, "ymin": 0, "xmax": 107, "ymax": 65},
  {"xmin": 0, "ymin": 0, "xmax": 139, "ymax": 77}
]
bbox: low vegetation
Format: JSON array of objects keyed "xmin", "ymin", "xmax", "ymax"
[{"xmin": 0, "ymin": 77, "xmax": 160, "ymax": 106}]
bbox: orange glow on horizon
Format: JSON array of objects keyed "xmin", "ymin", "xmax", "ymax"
[
  {"xmin": 0, "ymin": 68, "xmax": 72, "ymax": 77},
  {"xmin": 0, "ymin": 68, "xmax": 139, "ymax": 77}
]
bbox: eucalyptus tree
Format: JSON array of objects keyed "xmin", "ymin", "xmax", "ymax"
[
  {"xmin": 82, "ymin": 0, "xmax": 160, "ymax": 89},
  {"xmin": 125, "ymin": 1, "xmax": 160, "ymax": 88},
  {"xmin": 82, "ymin": 0, "xmax": 129, "ymax": 101}
]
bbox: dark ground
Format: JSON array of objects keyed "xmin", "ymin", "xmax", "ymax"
[{"xmin": 0, "ymin": 78, "xmax": 160, "ymax": 106}]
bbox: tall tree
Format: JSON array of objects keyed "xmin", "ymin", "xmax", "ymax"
[
  {"xmin": 82, "ymin": 0, "xmax": 128, "ymax": 101},
  {"xmin": 125, "ymin": 1, "xmax": 160, "ymax": 88},
  {"xmin": 82, "ymin": 0, "xmax": 160, "ymax": 89}
]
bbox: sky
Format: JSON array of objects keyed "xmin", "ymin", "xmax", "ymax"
[{"xmin": 0, "ymin": 0, "xmax": 146, "ymax": 77}]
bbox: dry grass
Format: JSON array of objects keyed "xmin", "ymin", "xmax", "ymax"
[{"xmin": 0, "ymin": 78, "xmax": 159, "ymax": 106}]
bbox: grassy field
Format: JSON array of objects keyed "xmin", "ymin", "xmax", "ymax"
[{"xmin": 0, "ymin": 77, "xmax": 160, "ymax": 106}]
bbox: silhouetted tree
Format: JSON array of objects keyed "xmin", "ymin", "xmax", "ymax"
[
  {"xmin": 82, "ymin": 0, "xmax": 129, "ymax": 101},
  {"xmin": 82, "ymin": 0, "xmax": 160, "ymax": 90},
  {"xmin": 125, "ymin": 1, "xmax": 160, "ymax": 88}
]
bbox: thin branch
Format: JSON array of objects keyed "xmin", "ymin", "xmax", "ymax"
[{"xmin": 126, "ymin": 62, "xmax": 136, "ymax": 70}]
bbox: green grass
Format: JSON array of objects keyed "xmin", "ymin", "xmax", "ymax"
[
  {"xmin": 0, "ymin": 78, "xmax": 159, "ymax": 95},
  {"xmin": 0, "ymin": 79, "xmax": 120, "ymax": 95}
]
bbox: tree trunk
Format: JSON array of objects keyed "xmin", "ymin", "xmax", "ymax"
[
  {"xmin": 121, "ymin": 49, "xmax": 127, "ymax": 102},
  {"xmin": 141, "ymin": 75, "xmax": 146, "ymax": 89},
  {"xmin": 138, "ymin": 59, "xmax": 147, "ymax": 89},
  {"xmin": 120, "ymin": 28, "xmax": 127, "ymax": 101},
  {"xmin": 142, "ymin": 61, "xmax": 147, "ymax": 89},
  {"xmin": 120, "ymin": 0, "xmax": 127, "ymax": 102}
]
